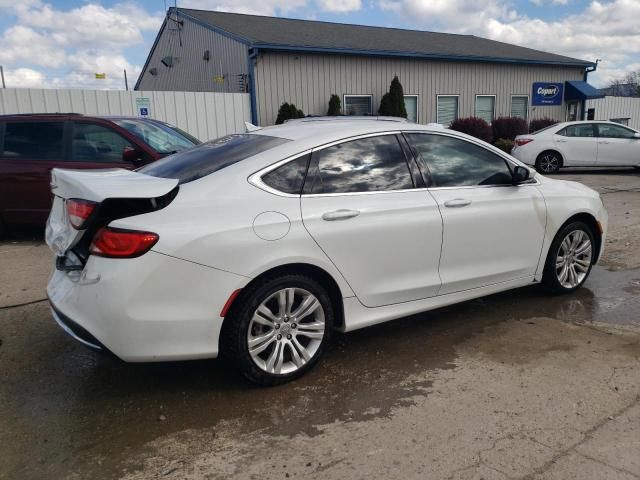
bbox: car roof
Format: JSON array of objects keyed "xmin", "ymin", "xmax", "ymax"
[
  {"xmin": 0, "ymin": 113, "xmax": 155, "ymax": 122},
  {"xmin": 252, "ymin": 118, "xmax": 443, "ymax": 145}
]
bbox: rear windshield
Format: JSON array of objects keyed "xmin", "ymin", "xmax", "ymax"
[
  {"xmin": 113, "ymin": 118, "xmax": 199, "ymax": 154},
  {"xmin": 138, "ymin": 134, "xmax": 290, "ymax": 184}
]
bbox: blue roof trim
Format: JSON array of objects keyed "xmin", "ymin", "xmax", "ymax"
[
  {"xmin": 564, "ymin": 80, "xmax": 605, "ymax": 101},
  {"xmin": 174, "ymin": 8, "xmax": 252, "ymax": 45},
  {"xmin": 134, "ymin": 17, "xmax": 167, "ymax": 90},
  {"xmin": 252, "ymin": 43, "xmax": 595, "ymax": 68}
]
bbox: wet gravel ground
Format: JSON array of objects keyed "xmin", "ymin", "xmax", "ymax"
[{"xmin": 1, "ymin": 169, "xmax": 639, "ymax": 480}]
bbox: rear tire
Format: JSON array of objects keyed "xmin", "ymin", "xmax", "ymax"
[
  {"xmin": 542, "ymin": 221, "xmax": 595, "ymax": 294},
  {"xmin": 535, "ymin": 151, "xmax": 562, "ymax": 174},
  {"xmin": 223, "ymin": 274, "xmax": 334, "ymax": 386}
]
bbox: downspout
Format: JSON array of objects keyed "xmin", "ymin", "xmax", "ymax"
[
  {"xmin": 582, "ymin": 60, "xmax": 599, "ymax": 120},
  {"xmin": 247, "ymin": 47, "xmax": 259, "ymax": 125}
]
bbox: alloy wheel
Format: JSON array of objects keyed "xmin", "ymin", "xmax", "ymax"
[
  {"xmin": 555, "ymin": 229, "xmax": 592, "ymax": 289},
  {"xmin": 247, "ymin": 288, "xmax": 325, "ymax": 375},
  {"xmin": 539, "ymin": 153, "xmax": 560, "ymax": 173}
]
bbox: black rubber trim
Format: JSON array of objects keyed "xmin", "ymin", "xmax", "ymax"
[{"xmin": 50, "ymin": 302, "xmax": 106, "ymax": 351}]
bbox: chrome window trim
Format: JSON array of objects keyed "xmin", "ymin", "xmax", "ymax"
[
  {"xmin": 249, "ymin": 129, "xmax": 539, "ymax": 198},
  {"xmin": 248, "ymin": 149, "xmax": 312, "ymax": 198}
]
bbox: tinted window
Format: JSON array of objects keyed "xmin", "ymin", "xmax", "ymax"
[
  {"xmin": 407, "ymin": 133, "xmax": 512, "ymax": 187},
  {"xmin": 558, "ymin": 124, "xmax": 595, "ymax": 137},
  {"xmin": 596, "ymin": 124, "xmax": 636, "ymax": 139},
  {"xmin": 306, "ymin": 135, "xmax": 413, "ymax": 194},
  {"xmin": 139, "ymin": 134, "xmax": 289, "ymax": 184},
  {"xmin": 71, "ymin": 123, "xmax": 133, "ymax": 162},
  {"xmin": 262, "ymin": 154, "xmax": 310, "ymax": 194},
  {"xmin": 114, "ymin": 119, "xmax": 199, "ymax": 154},
  {"xmin": 1, "ymin": 121, "xmax": 63, "ymax": 160}
]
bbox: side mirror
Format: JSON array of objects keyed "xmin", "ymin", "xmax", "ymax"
[
  {"xmin": 633, "ymin": 132, "xmax": 640, "ymax": 139},
  {"xmin": 122, "ymin": 146, "xmax": 143, "ymax": 164},
  {"xmin": 512, "ymin": 165, "xmax": 530, "ymax": 184}
]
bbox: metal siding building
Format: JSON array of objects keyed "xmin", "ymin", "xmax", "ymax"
[{"xmin": 137, "ymin": 8, "xmax": 597, "ymax": 127}]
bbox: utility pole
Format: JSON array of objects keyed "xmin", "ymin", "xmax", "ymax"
[
  {"xmin": 124, "ymin": 69, "xmax": 129, "ymax": 91},
  {"xmin": 0, "ymin": 66, "xmax": 5, "ymax": 89}
]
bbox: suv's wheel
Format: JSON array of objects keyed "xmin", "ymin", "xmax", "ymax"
[
  {"xmin": 542, "ymin": 221, "xmax": 595, "ymax": 294},
  {"xmin": 224, "ymin": 274, "xmax": 333, "ymax": 385},
  {"xmin": 535, "ymin": 151, "xmax": 562, "ymax": 174}
]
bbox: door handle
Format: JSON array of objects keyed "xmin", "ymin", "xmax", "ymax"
[
  {"xmin": 556, "ymin": 139, "xmax": 568, "ymax": 143},
  {"xmin": 444, "ymin": 198, "xmax": 472, "ymax": 208},
  {"xmin": 598, "ymin": 141, "xmax": 610, "ymax": 144},
  {"xmin": 321, "ymin": 209, "xmax": 360, "ymax": 221}
]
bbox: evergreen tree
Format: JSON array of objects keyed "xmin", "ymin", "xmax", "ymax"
[
  {"xmin": 327, "ymin": 94, "xmax": 341, "ymax": 115},
  {"xmin": 378, "ymin": 76, "xmax": 407, "ymax": 118}
]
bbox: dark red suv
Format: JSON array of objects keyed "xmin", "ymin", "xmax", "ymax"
[{"xmin": 0, "ymin": 114, "xmax": 200, "ymax": 234}]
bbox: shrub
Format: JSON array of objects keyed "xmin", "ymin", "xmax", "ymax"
[
  {"xmin": 492, "ymin": 117, "xmax": 528, "ymax": 141},
  {"xmin": 529, "ymin": 117, "xmax": 558, "ymax": 133},
  {"xmin": 493, "ymin": 138, "xmax": 514, "ymax": 153},
  {"xmin": 327, "ymin": 94, "xmax": 341, "ymax": 115},
  {"xmin": 449, "ymin": 117, "xmax": 493, "ymax": 143},
  {"xmin": 378, "ymin": 75, "xmax": 407, "ymax": 118},
  {"xmin": 275, "ymin": 102, "xmax": 305, "ymax": 124}
]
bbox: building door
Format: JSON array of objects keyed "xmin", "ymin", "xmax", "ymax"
[{"xmin": 566, "ymin": 101, "xmax": 579, "ymax": 121}]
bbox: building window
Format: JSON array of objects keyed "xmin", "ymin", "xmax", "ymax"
[
  {"xmin": 343, "ymin": 95, "xmax": 372, "ymax": 116},
  {"xmin": 403, "ymin": 95, "xmax": 419, "ymax": 123},
  {"xmin": 475, "ymin": 95, "xmax": 496, "ymax": 123},
  {"xmin": 511, "ymin": 96, "xmax": 528, "ymax": 120},
  {"xmin": 436, "ymin": 95, "xmax": 459, "ymax": 126}
]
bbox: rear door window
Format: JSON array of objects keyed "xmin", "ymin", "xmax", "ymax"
[
  {"xmin": 139, "ymin": 134, "xmax": 290, "ymax": 184},
  {"xmin": 305, "ymin": 135, "xmax": 414, "ymax": 194},
  {"xmin": 1, "ymin": 121, "xmax": 64, "ymax": 160},
  {"xmin": 558, "ymin": 124, "xmax": 596, "ymax": 137},
  {"xmin": 71, "ymin": 122, "xmax": 133, "ymax": 162}
]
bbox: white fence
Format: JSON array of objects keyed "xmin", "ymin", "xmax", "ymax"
[
  {"xmin": 586, "ymin": 96, "xmax": 640, "ymax": 130},
  {"xmin": 0, "ymin": 88, "xmax": 251, "ymax": 141}
]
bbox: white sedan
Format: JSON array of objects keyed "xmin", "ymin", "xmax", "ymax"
[
  {"xmin": 512, "ymin": 120, "xmax": 640, "ymax": 173},
  {"xmin": 46, "ymin": 118, "xmax": 607, "ymax": 384}
]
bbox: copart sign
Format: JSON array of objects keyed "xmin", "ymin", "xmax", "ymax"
[{"xmin": 532, "ymin": 82, "xmax": 564, "ymax": 106}]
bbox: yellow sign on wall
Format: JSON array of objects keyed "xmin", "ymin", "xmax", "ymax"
[
  {"xmin": 214, "ymin": 75, "xmax": 224, "ymax": 84},
  {"xmin": 95, "ymin": 73, "xmax": 106, "ymax": 79}
]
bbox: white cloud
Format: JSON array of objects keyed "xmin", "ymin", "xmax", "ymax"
[
  {"xmin": 0, "ymin": 1, "xmax": 162, "ymax": 89},
  {"xmin": 317, "ymin": 0, "xmax": 362, "ymax": 13},
  {"xmin": 2, "ymin": 68, "xmax": 46, "ymax": 88},
  {"xmin": 379, "ymin": 0, "xmax": 640, "ymax": 86}
]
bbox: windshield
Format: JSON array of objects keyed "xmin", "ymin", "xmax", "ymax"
[
  {"xmin": 113, "ymin": 119, "xmax": 200, "ymax": 154},
  {"xmin": 138, "ymin": 134, "xmax": 290, "ymax": 184}
]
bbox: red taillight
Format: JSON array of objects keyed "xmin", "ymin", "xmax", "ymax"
[
  {"xmin": 515, "ymin": 138, "xmax": 534, "ymax": 147},
  {"xmin": 90, "ymin": 227, "xmax": 159, "ymax": 258},
  {"xmin": 67, "ymin": 199, "xmax": 97, "ymax": 229}
]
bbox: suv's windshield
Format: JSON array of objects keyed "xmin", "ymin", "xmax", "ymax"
[
  {"xmin": 138, "ymin": 134, "xmax": 290, "ymax": 184},
  {"xmin": 113, "ymin": 119, "xmax": 200, "ymax": 154}
]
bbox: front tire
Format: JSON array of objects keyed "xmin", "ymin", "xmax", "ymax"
[
  {"xmin": 223, "ymin": 274, "xmax": 333, "ymax": 386},
  {"xmin": 542, "ymin": 221, "xmax": 595, "ymax": 294},
  {"xmin": 535, "ymin": 151, "xmax": 562, "ymax": 174}
]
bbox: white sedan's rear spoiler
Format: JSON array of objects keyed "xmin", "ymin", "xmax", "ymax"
[{"xmin": 50, "ymin": 168, "xmax": 178, "ymax": 202}]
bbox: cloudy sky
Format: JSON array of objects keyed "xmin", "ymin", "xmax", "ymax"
[{"xmin": 0, "ymin": 0, "xmax": 638, "ymax": 90}]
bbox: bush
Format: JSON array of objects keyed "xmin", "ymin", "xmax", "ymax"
[
  {"xmin": 378, "ymin": 75, "xmax": 407, "ymax": 118},
  {"xmin": 529, "ymin": 117, "xmax": 558, "ymax": 133},
  {"xmin": 327, "ymin": 94, "xmax": 341, "ymax": 115},
  {"xmin": 449, "ymin": 117, "xmax": 493, "ymax": 143},
  {"xmin": 275, "ymin": 102, "xmax": 305, "ymax": 124},
  {"xmin": 493, "ymin": 138, "xmax": 514, "ymax": 153},
  {"xmin": 492, "ymin": 117, "xmax": 528, "ymax": 141}
]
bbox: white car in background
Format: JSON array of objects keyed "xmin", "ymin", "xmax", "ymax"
[
  {"xmin": 46, "ymin": 118, "xmax": 607, "ymax": 385},
  {"xmin": 512, "ymin": 121, "xmax": 640, "ymax": 174}
]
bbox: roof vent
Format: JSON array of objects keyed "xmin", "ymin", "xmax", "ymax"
[{"xmin": 161, "ymin": 56, "xmax": 174, "ymax": 68}]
